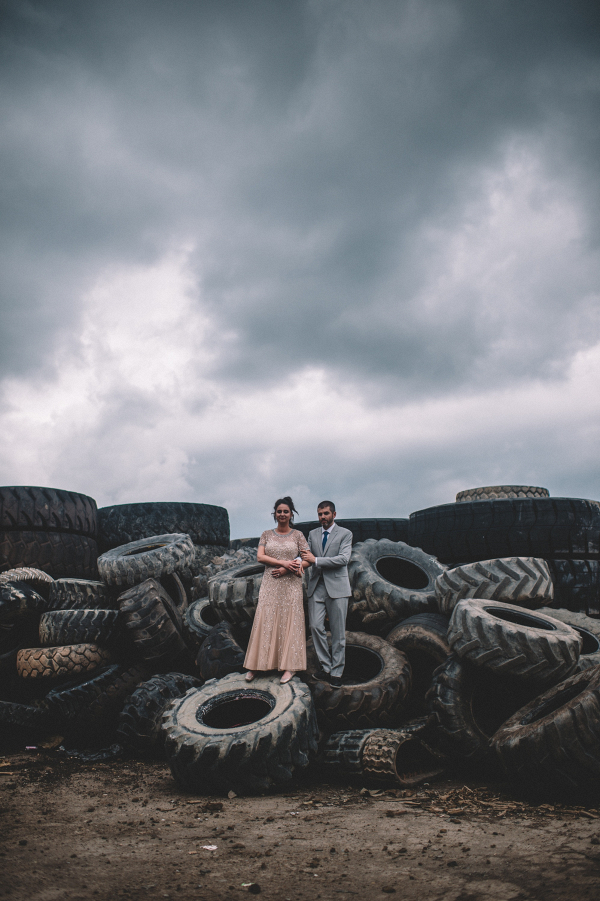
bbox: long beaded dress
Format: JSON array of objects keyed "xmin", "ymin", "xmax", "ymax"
[{"xmin": 244, "ymin": 528, "xmax": 309, "ymax": 672}]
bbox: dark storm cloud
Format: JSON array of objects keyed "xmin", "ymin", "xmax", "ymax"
[{"xmin": 1, "ymin": 0, "xmax": 599, "ymax": 390}]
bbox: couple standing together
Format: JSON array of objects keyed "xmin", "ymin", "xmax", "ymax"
[{"xmin": 244, "ymin": 497, "xmax": 352, "ymax": 686}]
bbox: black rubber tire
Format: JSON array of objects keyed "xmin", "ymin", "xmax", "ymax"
[
  {"xmin": 160, "ymin": 572, "xmax": 188, "ymax": 616},
  {"xmin": 386, "ymin": 613, "xmax": 451, "ymax": 716},
  {"xmin": 98, "ymin": 501, "xmax": 229, "ymax": 550},
  {"xmin": 435, "ymin": 557, "xmax": 554, "ymax": 615},
  {"xmin": 305, "ymin": 631, "xmax": 412, "ymax": 732},
  {"xmin": 163, "ymin": 672, "xmax": 319, "ymax": 792},
  {"xmin": 408, "ymin": 497, "xmax": 600, "ymax": 565},
  {"xmin": 183, "ymin": 598, "xmax": 224, "ymax": 649},
  {"xmin": 118, "ymin": 578, "xmax": 189, "ymax": 667},
  {"xmin": 0, "ymin": 619, "xmax": 41, "ymax": 672},
  {"xmin": 448, "ymin": 598, "xmax": 582, "ymax": 686},
  {"xmin": 208, "ymin": 563, "xmax": 265, "ymax": 625},
  {"xmin": 116, "ymin": 672, "xmax": 201, "ymax": 756},
  {"xmin": 456, "ymin": 485, "xmax": 549, "ymax": 503},
  {"xmin": 196, "ymin": 621, "xmax": 250, "ymax": 682},
  {"xmin": 490, "ymin": 665, "xmax": 600, "ymax": 793},
  {"xmin": 296, "ymin": 518, "xmax": 409, "ymax": 545},
  {"xmin": 39, "ymin": 609, "xmax": 120, "ymax": 646},
  {"xmin": 0, "ymin": 698, "xmax": 54, "ymax": 736},
  {"xmin": 348, "ymin": 539, "xmax": 444, "ymax": 632},
  {"xmin": 548, "ymin": 559, "xmax": 600, "ymax": 615},
  {"xmin": 0, "ymin": 486, "xmax": 97, "ymax": 536},
  {"xmin": 16, "ymin": 643, "xmax": 112, "ymax": 679},
  {"xmin": 0, "ymin": 531, "xmax": 99, "ymax": 580},
  {"xmin": 0, "ymin": 567, "xmax": 54, "ymax": 599},
  {"xmin": 426, "ymin": 655, "xmax": 540, "ymax": 767},
  {"xmin": 536, "ymin": 608, "xmax": 600, "ymax": 672},
  {"xmin": 98, "ymin": 534, "xmax": 195, "ymax": 588},
  {"xmin": 47, "ymin": 578, "xmax": 118, "ymax": 611},
  {"xmin": 45, "ymin": 663, "xmax": 149, "ymax": 738},
  {"xmin": 0, "ymin": 582, "xmax": 48, "ymax": 623},
  {"xmin": 323, "ymin": 725, "xmax": 446, "ymax": 786}
]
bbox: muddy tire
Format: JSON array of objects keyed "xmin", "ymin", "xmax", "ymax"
[
  {"xmin": 48, "ymin": 578, "xmax": 118, "ymax": 611},
  {"xmin": 448, "ymin": 598, "xmax": 581, "ymax": 686},
  {"xmin": 305, "ymin": 631, "xmax": 411, "ymax": 732},
  {"xmin": 39, "ymin": 609, "xmax": 120, "ymax": 646},
  {"xmin": 183, "ymin": 598, "xmax": 224, "ymax": 649},
  {"xmin": 0, "ymin": 486, "xmax": 97, "ymax": 536},
  {"xmin": 16, "ymin": 643, "xmax": 112, "ymax": 679},
  {"xmin": 0, "ymin": 567, "xmax": 53, "ymax": 598},
  {"xmin": 536, "ymin": 608, "xmax": 600, "ymax": 672},
  {"xmin": 196, "ymin": 621, "xmax": 250, "ymax": 681},
  {"xmin": 116, "ymin": 672, "xmax": 201, "ymax": 756},
  {"xmin": 98, "ymin": 534, "xmax": 195, "ymax": 588},
  {"xmin": 0, "ymin": 698, "xmax": 54, "ymax": 735},
  {"xmin": 0, "ymin": 582, "xmax": 48, "ymax": 623},
  {"xmin": 45, "ymin": 664, "xmax": 149, "ymax": 736},
  {"xmin": 348, "ymin": 540, "xmax": 444, "ymax": 632},
  {"xmin": 98, "ymin": 501, "xmax": 229, "ymax": 550},
  {"xmin": 208, "ymin": 563, "xmax": 265, "ymax": 624},
  {"xmin": 163, "ymin": 672, "xmax": 319, "ymax": 792},
  {"xmin": 456, "ymin": 485, "xmax": 549, "ymax": 503},
  {"xmin": 118, "ymin": 579, "xmax": 189, "ymax": 667},
  {"xmin": 323, "ymin": 725, "xmax": 445, "ymax": 786},
  {"xmin": 296, "ymin": 518, "xmax": 409, "ymax": 545},
  {"xmin": 426, "ymin": 655, "xmax": 540, "ymax": 766},
  {"xmin": 435, "ymin": 557, "xmax": 554, "ymax": 615},
  {"xmin": 408, "ymin": 497, "xmax": 600, "ymax": 565},
  {"xmin": 548, "ymin": 559, "xmax": 600, "ymax": 615},
  {"xmin": 491, "ymin": 665, "xmax": 600, "ymax": 792},
  {"xmin": 160, "ymin": 573, "xmax": 188, "ymax": 616},
  {"xmin": 386, "ymin": 613, "xmax": 450, "ymax": 716},
  {"xmin": 0, "ymin": 530, "xmax": 99, "ymax": 580}
]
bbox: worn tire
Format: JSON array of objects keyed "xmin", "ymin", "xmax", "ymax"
[
  {"xmin": 435, "ymin": 557, "xmax": 554, "ymax": 615},
  {"xmin": 348, "ymin": 539, "xmax": 444, "ymax": 631},
  {"xmin": 196, "ymin": 621, "xmax": 250, "ymax": 681},
  {"xmin": 163, "ymin": 672, "xmax": 319, "ymax": 792},
  {"xmin": 118, "ymin": 578, "xmax": 189, "ymax": 667},
  {"xmin": 386, "ymin": 613, "xmax": 451, "ymax": 716},
  {"xmin": 491, "ymin": 665, "xmax": 600, "ymax": 793},
  {"xmin": 47, "ymin": 578, "xmax": 118, "ymax": 611},
  {"xmin": 305, "ymin": 631, "xmax": 411, "ymax": 732},
  {"xmin": 456, "ymin": 485, "xmax": 549, "ymax": 503},
  {"xmin": 39, "ymin": 609, "xmax": 120, "ymax": 646},
  {"xmin": 426, "ymin": 655, "xmax": 539, "ymax": 766},
  {"xmin": 16, "ymin": 643, "xmax": 112, "ymax": 679},
  {"xmin": 98, "ymin": 534, "xmax": 195, "ymax": 588},
  {"xmin": 208, "ymin": 563, "xmax": 265, "ymax": 624},
  {"xmin": 0, "ymin": 486, "xmax": 97, "ymax": 536},
  {"xmin": 183, "ymin": 598, "xmax": 224, "ymax": 649},
  {"xmin": 0, "ymin": 567, "xmax": 54, "ymax": 599},
  {"xmin": 536, "ymin": 608, "xmax": 600, "ymax": 672},
  {"xmin": 548, "ymin": 559, "xmax": 600, "ymax": 615},
  {"xmin": 0, "ymin": 698, "xmax": 54, "ymax": 736},
  {"xmin": 409, "ymin": 497, "xmax": 600, "ymax": 565},
  {"xmin": 98, "ymin": 501, "xmax": 229, "ymax": 550},
  {"xmin": 116, "ymin": 672, "xmax": 201, "ymax": 756},
  {"xmin": 0, "ymin": 531, "xmax": 99, "ymax": 580},
  {"xmin": 323, "ymin": 725, "xmax": 446, "ymax": 786},
  {"xmin": 0, "ymin": 582, "xmax": 48, "ymax": 623},
  {"xmin": 296, "ymin": 519, "xmax": 409, "ymax": 545},
  {"xmin": 448, "ymin": 598, "xmax": 581, "ymax": 686},
  {"xmin": 45, "ymin": 663, "xmax": 149, "ymax": 736}
]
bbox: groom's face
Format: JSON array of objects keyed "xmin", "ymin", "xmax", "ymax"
[{"xmin": 318, "ymin": 506, "xmax": 336, "ymax": 529}]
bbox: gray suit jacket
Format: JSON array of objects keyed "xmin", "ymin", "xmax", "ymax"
[{"xmin": 305, "ymin": 525, "xmax": 352, "ymax": 599}]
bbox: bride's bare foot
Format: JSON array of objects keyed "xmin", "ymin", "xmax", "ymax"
[
  {"xmin": 245, "ymin": 671, "xmax": 256, "ymax": 682},
  {"xmin": 280, "ymin": 671, "xmax": 294, "ymax": 684}
]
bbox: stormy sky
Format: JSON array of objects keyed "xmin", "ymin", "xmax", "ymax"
[{"xmin": 1, "ymin": 0, "xmax": 600, "ymax": 538}]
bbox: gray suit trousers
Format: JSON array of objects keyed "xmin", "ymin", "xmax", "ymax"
[{"xmin": 308, "ymin": 578, "xmax": 349, "ymax": 678}]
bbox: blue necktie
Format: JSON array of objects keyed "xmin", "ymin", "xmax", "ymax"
[{"xmin": 322, "ymin": 531, "xmax": 329, "ymax": 551}]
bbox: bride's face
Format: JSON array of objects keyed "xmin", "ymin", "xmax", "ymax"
[{"xmin": 275, "ymin": 504, "xmax": 292, "ymax": 527}]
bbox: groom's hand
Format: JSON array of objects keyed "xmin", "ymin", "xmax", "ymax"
[{"xmin": 300, "ymin": 549, "xmax": 316, "ymax": 564}]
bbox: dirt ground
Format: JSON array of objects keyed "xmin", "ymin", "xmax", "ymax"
[{"xmin": 2, "ymin": 751, "xmax": 600, "ymax": 901}]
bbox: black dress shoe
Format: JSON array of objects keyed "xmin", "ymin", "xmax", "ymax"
[
  {"xmin": 313, "ymin": 668, "xmax": 330, "ymax": 682},
  {"xmin": 329, "ymin": 676, "xmax": 342, "ymax": 687}
]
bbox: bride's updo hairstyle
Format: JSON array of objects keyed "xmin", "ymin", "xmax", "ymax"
[{"xmin": 273, "ymin": 496, "xmax": 299, "ymax": 525}]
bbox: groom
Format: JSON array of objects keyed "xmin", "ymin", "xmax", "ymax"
[{"xmin": 301, "ymin": 501, "xmax": 352, "ymax": 687}]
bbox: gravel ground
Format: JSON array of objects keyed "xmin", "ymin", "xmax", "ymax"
[{"xmin": 2, "ymin": 752, "xmax": 600, "ymax": 900}]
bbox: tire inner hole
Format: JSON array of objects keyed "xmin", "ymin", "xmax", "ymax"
[
  {"xmin": 484, "ymin": 607, "xmax": 556, "ymax": 630},
  {"xmin": 393, "ymin": 739, "xmax": 443, "ymax": 785},
  {"xmin": 574, "ymin": 627, "xmax": 600, "ymax": 655},
  {"xmin": 521, "ymin": 680, "xmax": 591, "ymax": 726},
  {"xmin": 343, "ymin": 646, "xmax": 384, "ymax": 683},
  {"xmin": 200, "ymin": 604, "xmax": 221, "ymax": 627},
  {"xmin": 375, "ymin": 557, "xmax": 429, "ymax": 590},
  {"xmin": 200, "ymin": 692, "xmax": 274, "ymax": 729},
  {"xmin": 123, "ymin": 543, "xmax": 168, "ymax": 556}
]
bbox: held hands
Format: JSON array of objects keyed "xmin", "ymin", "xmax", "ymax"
[{"xmin": 272, "ymin": 559, "xmax": 303, "ymax": 578}]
